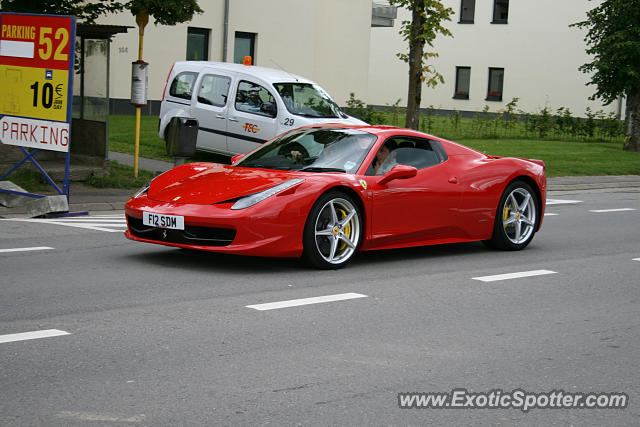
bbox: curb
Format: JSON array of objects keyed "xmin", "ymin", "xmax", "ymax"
[
  {"xmin": 548, "ymin": 182, "xmax": 640, "ymax": 191},
  {"xmin": 70, "ymin": 202, "xmax": 126, "ymax": 212},
  {"xmin": 2, "ymin": 176, "xmax": 639, "ymax": 217}
]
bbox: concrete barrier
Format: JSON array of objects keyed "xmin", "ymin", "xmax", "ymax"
[
  {"xmin": 24, "ymin": 195, "xmax": 69, "ymax": 217},
  {"xmin": 0, "ymin": 181, "xmax": 30, "ymax": 208}
]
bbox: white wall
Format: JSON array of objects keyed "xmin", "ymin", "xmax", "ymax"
[
  {"xmin": 368, "ymin": 0, "xmax": 623, "ymax": 117},
  {"xmin": 97, "ymin": 0, "xmax": 620, "ymax": 117},
  {"xmin": 98, "ymin": 0, "xmax": 371, "ymax": 105}
]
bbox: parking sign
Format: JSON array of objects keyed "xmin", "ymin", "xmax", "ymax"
[{"xmin": 0, "ymin": 13, "xmax": 75, "ymax": 152}]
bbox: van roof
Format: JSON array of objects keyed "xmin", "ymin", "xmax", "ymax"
[{"xmin": 171, "ymin": 61, "xmax": 315, "ymax": 85}]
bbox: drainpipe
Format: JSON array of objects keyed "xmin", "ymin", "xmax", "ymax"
[{"xmin": 223, "ymin": 0, "xmax": 229, "ymax": 62}]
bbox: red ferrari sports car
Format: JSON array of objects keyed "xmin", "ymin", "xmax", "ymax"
[{"xmin": 125, "ymin": 124, "xmax": 546, "ymax": 269}]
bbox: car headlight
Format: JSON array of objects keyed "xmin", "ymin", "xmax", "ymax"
[
  {"xmin": 231, "ymin": 179, "xmax": 304, "ymax": 210},
  {"xmin": 133, "ymin": 181, "xmax": 151, "ymax": 198}
]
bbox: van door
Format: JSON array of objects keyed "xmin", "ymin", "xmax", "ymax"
[
  {"xmin": 226, "ymin": 80, "xmax": 278, "ymax": 154},
  {"xmin": 190, "ymin": 72, "xmax": 232, "ymax": 153}
]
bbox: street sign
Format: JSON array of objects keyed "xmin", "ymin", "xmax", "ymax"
[{"xmin": 0, "ymin": 12, "xmax": 75, "ymax": 152}]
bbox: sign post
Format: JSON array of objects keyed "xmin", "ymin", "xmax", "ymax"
[{"xmin": 0, "ymin": 12, "xmax": 76, "ymax": 200}]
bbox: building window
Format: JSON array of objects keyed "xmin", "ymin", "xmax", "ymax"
[
  {"xmin": 234, "ymin": 32, "xmax": 256, "ymax": 64},
  {"xmin": 492, "ymin": 0, "xmax": 509, "ymax": 23},
  {"xmin": 186, "ymin": 27, "xmax": 210, "ymax": 61},
  {"xmin": 454, "ymin": 66, "xmax": 471, "ymax": 99},
  {"xmin": 486, "ymin": 68, "xmax": 504, "ymax": 101},
  {"xmin": 459, "ymin": 0, "xmax": 475, "ymax": 23}
]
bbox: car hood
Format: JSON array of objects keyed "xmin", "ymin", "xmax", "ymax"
[{"xmin": 148, "ymin": 163, "xmax": 303, "ymax": 205}]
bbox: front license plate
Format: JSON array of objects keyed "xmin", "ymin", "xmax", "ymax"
[{"xmin": 143, "ymin": 212, "xmax": 185, "ymax": 230}]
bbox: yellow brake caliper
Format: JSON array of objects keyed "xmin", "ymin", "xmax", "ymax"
[
  {"xmin": 503, "ymin": 204, "xmax": 510, "ymax": 228},
  {"xmin": 337, "ymin": 208, "xmax": 351, "ymax": 251}
]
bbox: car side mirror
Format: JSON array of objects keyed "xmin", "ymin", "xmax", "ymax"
[
  {"xmin": 231, "ymin": 154, "xmax": 245, "ymax": 164},
  {"xmin": 261, "ymin": 102, "xmax": 277, "ymax": 117},
  {"xmin": 377, "ymin": 164, "xmax": 417, "ymax": 185}
]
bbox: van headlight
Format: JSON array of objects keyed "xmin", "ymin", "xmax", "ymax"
[{"xmin": 231, "ymin": 179, "xmax": 304, "ymax": 210}]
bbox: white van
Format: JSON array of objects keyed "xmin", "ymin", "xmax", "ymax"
[{"xmin": 159, "ymin": 61, "xmax": 367, "ymax": 155}]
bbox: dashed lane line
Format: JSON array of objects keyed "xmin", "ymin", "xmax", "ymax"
[
  {"xmin": 246, "ymin": 293, "xmax": 368, "ymax": 311},
  {"xmin": 589, "ymin": 208, "xmax": 636, "ymax": 213},
  {"xmin": 472, "ymin": 270, "xmax": 557, "ymax": 282},
  {"xmin": 0, "ymin": 246, "xmax": 54, "ymax": 254},
  {"xmin": 0, "ymin": 329, "xmax": 70, "ymax": 344},
  {"xmin": 56, "ymin": 411, "xmax": 146, "ymax": 423},
  {"xmin": 546, "ymin": 199, "xmax": 583, "ymax": 205}
]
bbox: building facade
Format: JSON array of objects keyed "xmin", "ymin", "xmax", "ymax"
[
  {"xmin": 98, "ymin": 0, "xmax": 375, "ymax": 113},
  {"xmin": 97, "ymin": 0, "xmax": 619, "ymax": 118},
  {"xmin": 368, "ymin": 0, "xmax": 623, "ymax": 117}
]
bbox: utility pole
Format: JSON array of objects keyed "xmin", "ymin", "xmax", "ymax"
[{"xmin": 133, "ymin": 10, "xmax": 149, "ymax": 178}]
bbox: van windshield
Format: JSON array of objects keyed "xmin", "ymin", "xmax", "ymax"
[{"xmin": 274, "ymin": 83, "xmax": 346, "ymax": 119}]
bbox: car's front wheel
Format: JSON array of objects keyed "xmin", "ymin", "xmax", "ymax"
[
  {"xmin": 484, "ymin": 180, "xmax": 539, "ymax": 250},
  {"xmin": 303, "ymin": 191, "xmax": 362, "ymax": 269}
]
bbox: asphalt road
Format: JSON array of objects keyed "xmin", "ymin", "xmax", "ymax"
[{"xmin": 1, "ymin": 189, "xmax": 639, "ymax": 426}]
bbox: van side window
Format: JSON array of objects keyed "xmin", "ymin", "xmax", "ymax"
[
  {"xmin": 235, "ymin": 80, "xmax": 277, "ymax": 118},
  {"xmin": 197, "ymin": 74, "xmax": 231, "ymax": 107},
  {"xmin": 169, "ymin": 72, "xmax": 198, "ymax": 100}
]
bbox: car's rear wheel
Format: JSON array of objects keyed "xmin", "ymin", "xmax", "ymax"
[
  {"xmin": 303, "ymin": 191, "xmax": 362, "ymax": 269},
  {"xmin": 484, "ymin": 180, "xmax": 539, "ymax": 250}
]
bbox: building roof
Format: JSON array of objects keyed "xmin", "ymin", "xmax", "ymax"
[{"xmin": 76, "ymin": 24, "xmax": 131, "ymax": 39}]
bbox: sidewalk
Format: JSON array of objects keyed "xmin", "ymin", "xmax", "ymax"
[
  {"xmin": 546, "ymin": 175, "xmax": 640, "ymax": 191},
  {"xmin": 2, "ymin": 151, "xmax": 639, "ymax": 216},
  {"xmin": 108, "ymin": 151, "xmax": 174, "ymax": 174}
]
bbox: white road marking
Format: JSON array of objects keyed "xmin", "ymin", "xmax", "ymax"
[
  {"xmin": 0, "ymin": 246, "xmax": 54, "ymax": 254},
  {"xmin": 1, "ymin": 215, "xmax": 126, "ymax": 233},
  {"xmin": 546, "ymin": 199, "xmax": 583, "ymax": 205},
  {"xmin": 44, "ymin": 219, "xmax": 125, "ymax": 223},
  {"xmin": 633, "ymin": 258, "xmax": 640, "ymax": 262},
  {"xmin": 0, "ymin": 329, "xmax": 70, "ymax": 344},
  {"xmin": 56, "ymin": 411, "xmax": 145, "ymax": 423},
  {"xmin": 473, "ymin": 270, "xmax": 557, "ymax": 282},
  {"xmin": 246, "ymin": 292, "xmax": 368, "ymax": 311},
  {"xmin": 589, "ymin": 208, "xmax": 636, "ymax": 213},
  {"xmin": 544, "ymin": 213, "xmax": 558, "ymax": 216}
]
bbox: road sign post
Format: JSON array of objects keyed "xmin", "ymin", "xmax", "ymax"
[{"xmin": 0, "ymin": 12, "xmax": 76, "ymax": 201}]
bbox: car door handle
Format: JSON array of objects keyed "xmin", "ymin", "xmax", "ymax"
[
  {"xmin": 216, "ymin": 115, "xmax": 225, "ymax": 119},
  {"xmin": 228, "ymin": 117, "xmax": 239, "ymax": 122},
  {"xmin": 448, "ymin": 177, "xmax": 458, "ymax": 184}
]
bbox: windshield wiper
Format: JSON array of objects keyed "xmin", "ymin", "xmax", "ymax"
[{"xmin": 299, "ymin": 166, "xmax": 346, "ymax": 173}]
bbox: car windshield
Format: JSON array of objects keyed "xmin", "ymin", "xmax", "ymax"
[
  {"xmin": 274, "ymin": 83, "xmax": 346, "ymax": 119},
  {"xmin": 235, "ymin": 128, "xmax": 377, "ymax": 174}
]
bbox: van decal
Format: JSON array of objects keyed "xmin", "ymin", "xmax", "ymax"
[
  {"xmin": 199, "ymin": 126, "xmax": 266, "ymax": 144},
  {"xmin": 242, "ymin": 123, "xmax": 261, "ymax": 133}
]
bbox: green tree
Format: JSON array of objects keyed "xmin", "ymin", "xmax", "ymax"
[
  {"xmin": 0, "ymin": 0, "xmax": 125, "ymax": 23},
  {"xmin": 389, "ymin": 0, "xmax": 453, "ymax": 130},
  {"xmin": 0, "ymin": 0, "xmax": 203, "ymax": 27},
  {"xmin": 128, "ymin": 0, "xmax": 203, "ymax": 26},
  {"xmin": 572, "ymin": 0, "xmax": 640, "ymax": 152}
]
